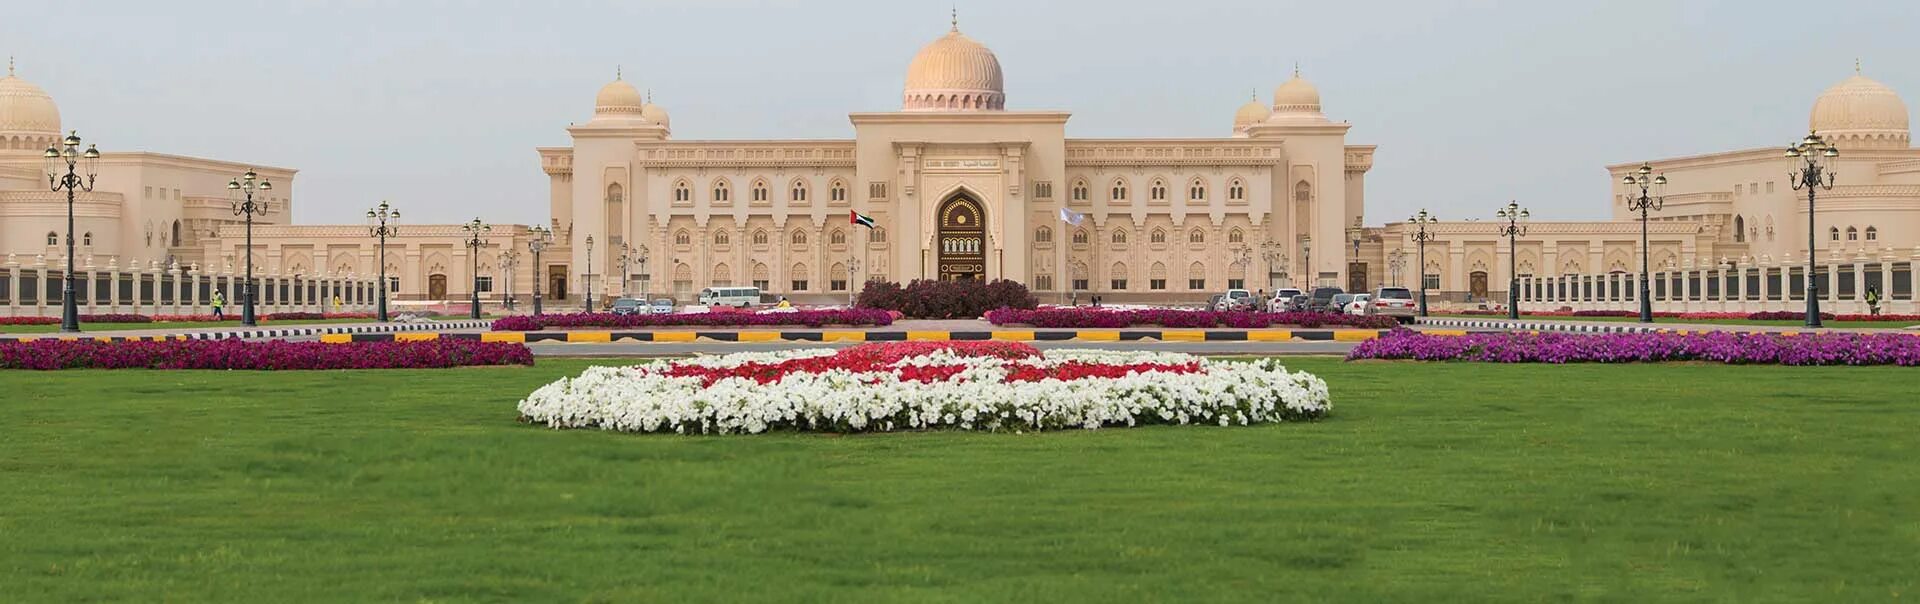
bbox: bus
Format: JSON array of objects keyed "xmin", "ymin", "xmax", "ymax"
[{"xmin": 697, "ymin": 286, "xmax": 760, "ymax": 308}]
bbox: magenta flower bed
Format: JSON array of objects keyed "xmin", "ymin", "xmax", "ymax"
[
  {"xmin": 985, "ymin": 308, "xmax": 1399, "ymax": 329},
  {"xmin": 0, "ymin": 312, "xmax": 377, "ymax": 326},
  {"xmin": 1347, "ymin": 330, "xmax": 1920, "ymax": 366},
  {"xmin": 0, "ymin": 338, "xmax": 533, "ymax": 370},
  {"xmin": 491, "ymin": 309, "xmax": 895, "ymax": 331}
]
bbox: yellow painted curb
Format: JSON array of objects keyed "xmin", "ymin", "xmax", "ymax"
[
  {"xmin": 94, "ymin": 336, "xmax": 114, "ymax": 342},
  {"xmin": 1424, "ymin": 329, "xmax": 1468, "ymax": 336},
  {"xmin": 906, "ymin": 331, "xmax": 950, "ymax": 341},
  {"xmin": 820, "ymin": 331, "xmax": 865, "ymax": 342},
  {"xmin": 1333, "ymin": 330, "xmax": 1381, "ymax": 342},
  {"xmin": 481, "ymin": 332, "xmax": 526, "ymax": 343},
  {"xmin": 1160, "ymin": 330, "xmax": 1206, "ymax": 342},
  {"xmin": 737, "ymin": 331, "xmax": 781, "ymax": 342},
  {"xmin": 652, "ymin": 331, "xmax": 697, "ymax": 343},
  {"xmin": 567, "ymin": 331, "xmax": 612, "ymax": 343},
  {"xmin": 319, "ymin": 333, "xmax": 352, "ymax": 344},
  {"xmin": 991, "ymin": 330, "xmax": 1035, "ymax": 341},
  {"xmin": 1247, "ymin": 330, "xmax": 1293, "ymax": 342},
  {"xmin": 1076, "ymin": 330, "xmax": 1121, "ymax": 342},
  {"xmin": 395, "ymin": 332, "xmax": 440, "ymax": 342}
]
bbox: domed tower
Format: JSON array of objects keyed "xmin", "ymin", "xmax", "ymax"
[
  {"xmin": 0, "ymin": 58, "xmax": 62, "ymax": 152},
  {"xmin": 1267, "ymin": 65, "xmax": 1328, "ymax": 125},
  {"xmin": 902, "ymin": 17, "xmax": 1005, "ymax": 111},
  {"xmin": 588, "ymin": 68, "xmax": 647, "ymax": 125},
  {"xmin": 1232, "ymin": 91, "xmax": 1271, "ymax": 137},
  {"xmin": 640, "ymin": 90, "xmax": 670, "ymax": 135},
  {"xmin": 1809, "ymin": 67, "xmax": 1909, "ymax": 149}
]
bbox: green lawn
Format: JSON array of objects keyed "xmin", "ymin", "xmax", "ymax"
[
  {"xmin": 1430, "ymin": 313, "xmax": 1914, "ymax": 329},
  {"xmin": 4, "ymin": 359, "xmax": 1917, "ymax": 602}
]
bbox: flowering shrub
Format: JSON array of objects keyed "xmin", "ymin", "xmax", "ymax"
[
  {"xmin": 984, "ymin": 308, "xmax": 1398, "ymax": 329},
  {"xmin": 856, "ymin": 279, "xmax": 1038, "ymax": 319},
  {"xmin": 1347, "ymin": 331, "xmax": 1920, "ymax": 366},
  {"xmin": 0, "ymin": 312, "xmax": 376, "ymax": 325},
  {"xmin": 0, "ymin": 338, "xmax": 532, "ymax": 370},
  {"xmin": 1746, "ymin": 310, "xmax": 1834, "ymax": 321},
  {"xmin": 490, "ymin": 309, "xmax": 894, "ymax": 331},
  {"xmin": 519, "ymin": 341, "xmax": 1331, "ymax": 434}
]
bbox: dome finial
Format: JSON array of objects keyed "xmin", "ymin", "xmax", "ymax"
[
  {"xmin": 616, "ymin": 65, "xmax": 622, "ymax": 80},
  {"xmin": 6, "ymin": 56, "xmax": 13, "ymax": 77},
  {"xmin": 1855, "ymin": 57, "xmax": 1861, "ymax": 75},
  {"xmin": 1293, "ymin": 61, "xmax": 1301, "ymax": 78},
  {"xmin": 646, "ymin": 88, "xmax": 653, "ymax": 104},
  {"xmin": 950, "ymin": 5, "xmax": 958, "ymax": 31}
]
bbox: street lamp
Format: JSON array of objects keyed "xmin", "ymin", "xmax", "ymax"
[
  {"xmin": 1301, "ymin": 237, "xmax": 1313, "ymax": 289},
  {"xmin": 43, "ymin": 130, "xmax": 99, "ymax": 333},
  {"xmin": 1346, "ymin": 217, "xmax": 1365, "ymax": 291},
  {"xmin": 635, "ymin": 245, "xmax": 650, "ymax": 302},
  {"xmin": 1786, "ymin": 131, "xmax": 1838, "ymax": 328},
  {"xmin": 500, "ymin": 247, "xmax": 520, "ymax": 311},
  {"xmin": 1621, "ymin": 163, "xmax": 1667, "ymax": 323},
  {"xmin": 226, "ymin": 169, "xmax": 273, "ymax": 327},
  {"xmin": 584, "ymin": 235, "xmax": 595, "ymax": 311},
  {"xmin": 847, "ymin": 257, "xmax": 861, "ymax": 306},
  {"xmin": 527, "ymin": 225, "xmax": 551, "ymax": 316},
  {"xmin": 365, "ymin": 201, "xmax": 399, "ymax": 322},
  {"xmin": 1259, "ymin": 240, "xmax": 1288, "ymax": 291},
  {"xmin": 1408, "ymin": 210, "xmax": 1438, "ymax": 317},
  {"xmin": 462, "ymin": 218, "xmax": 490, "ymax": 319},
  {"xmin": 615, "ymin": 242, "xmax": 636, "ymax": 299},
  {"xmin": 1387, "ymin": 248, "xmax": 1406, "ymax": 287},
  {"xmin": 1496, "ymin": 201, "xmax": 1530, "ymax": 320}
]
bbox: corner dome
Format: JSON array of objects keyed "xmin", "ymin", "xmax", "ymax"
[
  {"xmin": 594, "ymin": 75, "xmax": 644, "ymax": 117},
  {"xmin": 1809, "ymin": 72, "xmax": 1909, "ymax": 149},
  {"xmin": 0, "ymin": 61, "xmax": 62, "ymax": 146},
  {"xmin": 1270, "ymin": 70, "xmax": 1323, "ymax": 118},
  {"xmin": 902, "ymin": 24, "xmax": 1005, "ymax": 111},
  {"xmin": 641, "ymin": 101, "xmax": 669, "ymax": 129},
  {"xmin": 1232, "ymin": 95, "xmax": 1270, "ymax": 135}
]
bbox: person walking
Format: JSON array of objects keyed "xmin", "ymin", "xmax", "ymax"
[
  {"xmin": 210, "ymin": 290, "xmax": 226, "ymax": 320},
  {"xmin": 1866, "ymin": 286, "xmax": 1881, "ymax": 316},
  {"xmin": 332, "ymin": 295, "xmax": 343, "ymax": 314}
]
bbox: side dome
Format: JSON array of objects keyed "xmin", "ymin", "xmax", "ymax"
[
  {"xmin": 594, "ymin": 77, "xmax": 645, "ymax": 117},
  {"xmin": 902, "ymin": 25, "xmax": 1005, "ymax": 111},
  {"xmin": 0, "ymin": 61, "xmax": 62, "ymax": 149},
  {"xmin": 1270, "ymin": 70, "xmax": 1325, "ymax": 124},
  {"xmin": 1232, "ymin": 95, "xmax": 1270, "ymax": 136},
  {"xmin": 641, "ymin": 102, "xmax": 669, "ymax": 129},
  {"xmin": 1809, "ymin": 73, "xmax": 1909, "ymax": 149}
]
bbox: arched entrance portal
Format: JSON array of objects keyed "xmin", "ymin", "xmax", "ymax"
[
  {"xmin": 428, "ymin": 274, "xmax": 449, "ymax": 299},
  {"xmin": 937, "ymin": 194, "xmax": 986, "ymax": 281}
]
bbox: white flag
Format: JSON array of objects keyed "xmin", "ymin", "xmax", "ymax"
[{"xmin": 1058, "ymin": 207, "xmax": 1086, "ymax": 226}]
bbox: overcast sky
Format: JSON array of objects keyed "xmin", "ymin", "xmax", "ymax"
[{"xmin": 8, "ymin": 0, "xmax": 1914, "ymax": 226}]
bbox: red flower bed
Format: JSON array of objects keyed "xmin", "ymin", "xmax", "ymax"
[
  {"xmin": 491, "ymin": 309, "xmax": 894, "ymax": 331},
  {"xmin": 0, "ymin": 338, "xmax": 532, "ymax": 370},
  {"xmin": 660, "ymin": 341, "xmax": 1200, "ymax": 387}
]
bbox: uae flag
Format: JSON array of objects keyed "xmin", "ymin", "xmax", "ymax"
[{"xmin": 850, "ymin": 211, "xmax": 876, "ymax": 228}]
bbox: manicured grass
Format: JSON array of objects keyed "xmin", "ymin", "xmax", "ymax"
[
  {"xmin": 1430, "ymin": 313, "xmax": 1914, "ymax": 329},
  {"xmin": 4, "ymin": 359, "xmax": 1917, "ymax": 601}
]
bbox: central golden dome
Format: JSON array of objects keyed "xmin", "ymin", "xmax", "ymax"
[
  {"xmin": 0, "ymin": 60, "xmax": 62, "ymax": 147},
  {"xmin": 1809, "ymin": 72, "xmax": 1909, "ymax": 149},
  {"xmin": 902, "ymin": 24, "xmax": 1005, "ymax": 111}
]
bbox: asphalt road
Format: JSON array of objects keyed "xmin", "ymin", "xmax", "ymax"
[{"xmin": 522, "ymin": 340, "xmax": 1357, "ymax": 357}]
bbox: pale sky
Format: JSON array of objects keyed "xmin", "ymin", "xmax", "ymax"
[{"xmin": 7, "ymin": 0, "xmax": 1914, "ymax": 227}]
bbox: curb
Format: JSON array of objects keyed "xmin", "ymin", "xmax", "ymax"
[
  {"xmin": 317, "ymin": 329, "xmax": 1407, "ymax": 344},
  {"xmin": 1417, "ymin": 318, "xmax": 1660, "ymax": 334},
  {"xmin": 0, "ymin": 320, "xmax": 493, "ymax": 343}
]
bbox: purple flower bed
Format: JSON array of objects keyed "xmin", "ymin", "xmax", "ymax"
[
  {"xmin": 1347, "ymin": 330, "xmax": 1920, "ymax": 366},
  {"xmin": 491, "ymin": 309, "xmax": 895, "ymax": 331},
  {"xmin": 985, "ymin": 308, "xmax": 1399, "ymax": 329},
  {"xmin": 0, "ymin": 338, "xmax": 533, "ymax": 370}
]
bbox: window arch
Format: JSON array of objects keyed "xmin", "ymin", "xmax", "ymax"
[
  {"xmin": 753, "ymin": 229, "xmax": 769, "ymax": 246},
  {"xmin": 46, "ymin": 231, "xmax": 57, "ymax": 246},
  {"xmin": 1830, "ymin": 226, "xmax": 1840, "ymax": 241},
  {"xmin": 1188, "ymin": 261, "xmax": 1207, "ymax": 290},
  {"xmin": 869, "ymin": 227, "xmax": 887, "ymax": 243},
  {"xmin": 1228, "ymin": 178, "xmax": 1245, "ymax": 201},
  {"xmin": 714, "ymin": 230, "xmax": 730, "ymax": 245},
  {"xmin": 1150, "ymin": 179, "xmax": 1167, "ymax": 201},
  {"xmin": 673, "ymin": 179, "xmax": 692, "ymax": 202},
  {"xmin": 674, "ymin": 230, "xmax": 691, "ymax": 245},
  {"xmin": 790, "ymin": 178, "xmax": 809, "ymax": 203},
  {"xmin": 1866, "ymin": 226, "xmax": 1878, "ymax": 241},
  {"xmin": 829, "ymin": 179, "xmax": 848, "ymax": 202},
  {"xmin": 1110, "ymin": 178, "xmax": 1129, "ymax": 201},
  {"xmin": 1071, "ymin": 179, "xmax": 1089, "ymax": 201},
  {"xmin": 750, "ymin": 179, "xmax": 769, "ymax": 203},
  {"xmin": 606, "ymin": 183, "xmax": 624, "ymax": 203},
  {"xmin": 1188, "ymin": 228, "xmax": 1205, "ymax": 244},
  {"xmin": 170, "ymin": 220, "xmax": 182, "ymax": 247},
  {"xmin": 1072, "ymin": 229, "xmax": 1089, "ymax": 245},
  {"xmin": 712, "ymin": 263, "xmax": 732, "ymax": 286},
  {"xmin": 790, "ymin": 263, "xmax": 810, "ymax": 291},
  {"xmin": 830, "ymin": 229, "xmax": 846, "ymax": 245},
  {"xmin": 1112, "ymin": 229, "xmax": 1128, "ymax": 244},
  {"xmin": 1109, "ymin": 262, "xmax": 1129, "ymax": 290},
  {"xmin": 1846, "ymin": 226, "xmax": 1858, "ymax": 241},
  {"xmin": 1228, "ymin": 228, "xmax": 1245, "ymax": 244},
  {"xmin": 1150, "ymin": 228, "xmax": 1167, "ymax": 244},
  {"xmin": 1733, "ymin": 215, "xmax": 1745, "ymax": 242},
  {"xmin": 790, "ymin": 230, "xmax": 807, "ymax": 245},
  {"xmin": 711, "ymin": 178, "xmax": 732, "ymax": 202},
  {"xmin": 1188, "ymin": 177, "xmax": 1207, "ymax": 201},
  {"xmin": 1035, "ymin": 226, "xmax": 1053, "ymax": 243},
  {"xmin": 1149, "ymin": 262, "xmax": 1168, "ymax": 290},
  {"xmin": 1294, "ymin": 181, "xmax": 1312, "ymax": 203},
  {"xmin": 83, "ymin": 231, "xmax": 93, "ymax": 246}
]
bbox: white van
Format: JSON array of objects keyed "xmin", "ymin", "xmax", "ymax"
[{"xmin": 698, "ymin": 286, "xmax": 760, "ymax": 308}]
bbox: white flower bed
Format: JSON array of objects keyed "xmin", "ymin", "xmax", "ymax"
[{"xmin": 518, "ymin": 345, "xmax": 1330, "ymax": 434}]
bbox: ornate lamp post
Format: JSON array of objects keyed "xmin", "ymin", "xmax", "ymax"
[
  {"xmin": 1301, "ymin": 237, "xmax": 1313, "ymax": 289},
  {"xmin": 1786, "ymin": 132, "xmax": 1838, "ymax": 328},
  {"xmin": 43, "ymin": 131, "xmax": 99, "ymax": 333},
  {"xmin": 1621, "ymin": 163, "xmax": 1667, "ymax": 323},
  {"xmin": 527, "ymin": 225, "xmax": 551, "ymax": 316},
  {"xmin": 1407, "ymin": 210, "xmax": 1438, "ymax": 317},
  {"xmin": 635, "ymin": 245, "xmax": 650, "ymax": 302},
  {"xmin": 500, "ymin": 248, "xmax": 520, "ymax": 311},
  {"xmin": 1259, "ymin": 241, "xmax": 1288, "ymax": 291},
  {"xmin": 462, "ymin": 218, "xmax": 490, "ymax": 319},
  {"xmin": 1496, "ymin": 201, "xmax": 1530, "ymax": 320},
  {"xmin": 1387, "ymin": 248, "xmax": 1406, "ymax": 287},
  {"xmin": 365, "ymin": 201, "xmax": 400, "ymax": 322},
  {"xmin": 615, "ymin": 242, "xmax": 636, "ymax": 299},
  {"xmin": 584, "ymin": 235, "xmax": 595, "ymax": 311},
  {"xmin": 847, "ymin": 257, "xmax": 861, "ymax": 306},
  {"xmin": 226, "ymin": 169, "xmax": 274, "ymax": 326}
]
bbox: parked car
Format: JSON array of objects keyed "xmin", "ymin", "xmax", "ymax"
[
  {"xmin": 1329, "ymin": 293, "xmax": 1356, "ymax": 314},
  {"xmin": 1207, "ymin": 294, "xmax": 1226, "ymax": 311},
  {"xmin": 1221, "ymin": 289, "xmax": 1257, "ymax": 311},
  {"xmin": 1343, "ymin": 293, "xmax": 1372, "ymax": 315},
  {"xmin": 698, "ymin": 286, "xmax": 760, "ymax": 308},
  {"xmin": 1269, "ymin": 288, "xmax": 1303, "ymax": 312},
  {"xmin": 650, "ymin": 298, "xmax": 676, "ymax": 315},
  {"xmin": 610, "ymin": 297, "xmax": 646, "ymax": 315},
  {"xmin": 1287, "ymin": 294, "xmax": 1311, "ymax": 312},
  {"xmin": 1309, "ymin": 287, "xmax": 1345, "ymax": 312},
  {"xmin": 1366, "ymin": 287, "xmax": 1418, "ymax": 323}
]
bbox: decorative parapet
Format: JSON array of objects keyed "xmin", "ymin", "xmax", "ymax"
[
  {"xmin": 1344, "ymin": 145, "xmax": 1375, "ymax": 173},
  {"xmin": 1064, "ymin": 141, "xmax": 1282, "ymax": 167},
  {"xmin": 538, "ymin": 148, "xmax": 573, "ymax": 175},
  {"xmin": 638, "ymin": 142, "xmax": 858, "ymax": 168}
]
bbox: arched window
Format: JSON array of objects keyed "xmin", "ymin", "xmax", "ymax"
[
  {"xmin": 170, "ymin": 220, "xmax": 182, "ymax": 247},
  {"xmin": 790, "ymin": 179, "xmax": 808, "ymax": 202},
  {"xmin": 1188, "ymin": 178, "xmax": 1207, "ymax": 201},
  {"xmin": 1150, "ymin": 179, "xmax": 1167, "ymax": 201},
  {"xmin": 1830, "ymin": 227, "xmax": 1840, "ymax": 241},
  {"xmin": 1111, "ymin": 178, "xmax": 1128, "ymax": 201},
  {"xmin": 46, "ymin": 231, "xmax": 57, "ymax": 246},
  {"xmin": 751, "ymin": 179, "xmax": 769, "ymax": 203},
  {"xmin": 1072, "ymin": 229, "xmax": 1089, "ymax": 245},
  {"xmin": 869, "ymin": 227, "xmax": 887, "ymax": 243},
  {"xmin": 713, "ymin": 263, "xmax": 732, "ymax": 286},
  {"xmin": 1149, "ymin": 262, "xmax": 1168, "ymax": 290},
  {"xmin": 830, "ymin": 179, "xmax": 847, "ymax": 202},
  {"xmin": 1294, "ymin": 181, "xmax": 1312, "ymax": 203},
  {"xmin": 673, "ymin": 180, "xmax": 691, "ymax": 202},
  {"xmin": 83, "ymin": 232, "xmax": 93, "ymax": 246},
  {"xmin": 1846, "ymin": 226, "xmax": 1858, "ymax": 241},
  {"xmin": 1110, "ymin": 262, "xmax": 1129, "ymax": 290},
  {"xmin": 1150, "ymin": 228, "xmax": 1167, "ymax": 244},
  {"xmin": 1071, "ymin": 179, "xmax": 1089, "ymax": 201},
  {"xmin": 790, "ymin": 263, "xmax": 809, "ymax": 292},
  {"xmin": 1188, "ymin": 229, "xmax": 1205, "ymax": 244},
  {"xmin": 714, "ymin": 230, "xmax": 730, "ymax": 245},
  {"xmin": 712, "ymin": 179, "xmax": 731, "ymax": 202},
  {"xmin": 1228, "ymin": 228, "xmax": 1245, "ymax": 244},
  {"xmin": 606, "ymin": 183, "xmax": 623, "ymax": 203},
  {"xmin": 753, "ymin": 229, "xmax": 769, "ymax": 245},
  {"xmin": 1734, "ymin": 216, "xmax": 1745, "ymax": 242},
  {"xmin": 1188, "ymin": 261, "xmax": 1207, "ymax": 290},
  {"xmin": 1035, "ymin": 226, "xmax": 1053, "ymax": 243},
  {"xmin": 1228, "ymin": 178, "xmax": 1245, "ymax": 201},
  {"xmin": 791, "ymin": 230, "xmax": 808, "ymax": 245},
  {"xmin": 830, "ymin": 229, "xmax": 846, "ymax": 245},
  {"xmin": 1866, "ymin": 226, "xmax": 1878, "ymax": 241},
  {"xmin": 1112, "ymin": 230, "xmax": 1128, "ymax": 244},
  {"xmin": 674, "ymin": 230, "xmax": 690, "ymax": 245}
]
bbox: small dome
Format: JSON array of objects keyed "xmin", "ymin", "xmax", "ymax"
[
  {"xmin": 1809, "ymin": 72, "xmax": 1909, "ymax": 149},
  {"xmin": 641, "ymin": 102, "xmax": 669, "ymax": 128},
  {"xmin": 1233, "ymin": 95, "xmax": 1270, "ymax": 134},
  {"xmin": 1272, "ymin": 75, "xmax": 1321, "ymax": 113},
  {"xmin": 594, "ymin": 74, "xmax": 644, "ymax": 117},
  {"xmin": 902, "ymin": 23, "xmax": 1005, "ymax": 111},
  {"xmin": 0, "ymin": 60, "xmax": 61, "ymax": 140}
]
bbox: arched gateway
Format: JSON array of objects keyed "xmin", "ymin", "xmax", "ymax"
[{"xmin": 937, "ymin": 194, "xmax": 986, "ymax": 281}]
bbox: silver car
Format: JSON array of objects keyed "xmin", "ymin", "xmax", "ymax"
[{"xmin": 1366, "ymin": 287, "xmax": 1418, "ymax": 322}]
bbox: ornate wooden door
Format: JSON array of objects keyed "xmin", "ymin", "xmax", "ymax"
[{"xmin": 937, "ymin": 195, "xmax": 986, "ymax": 281}]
